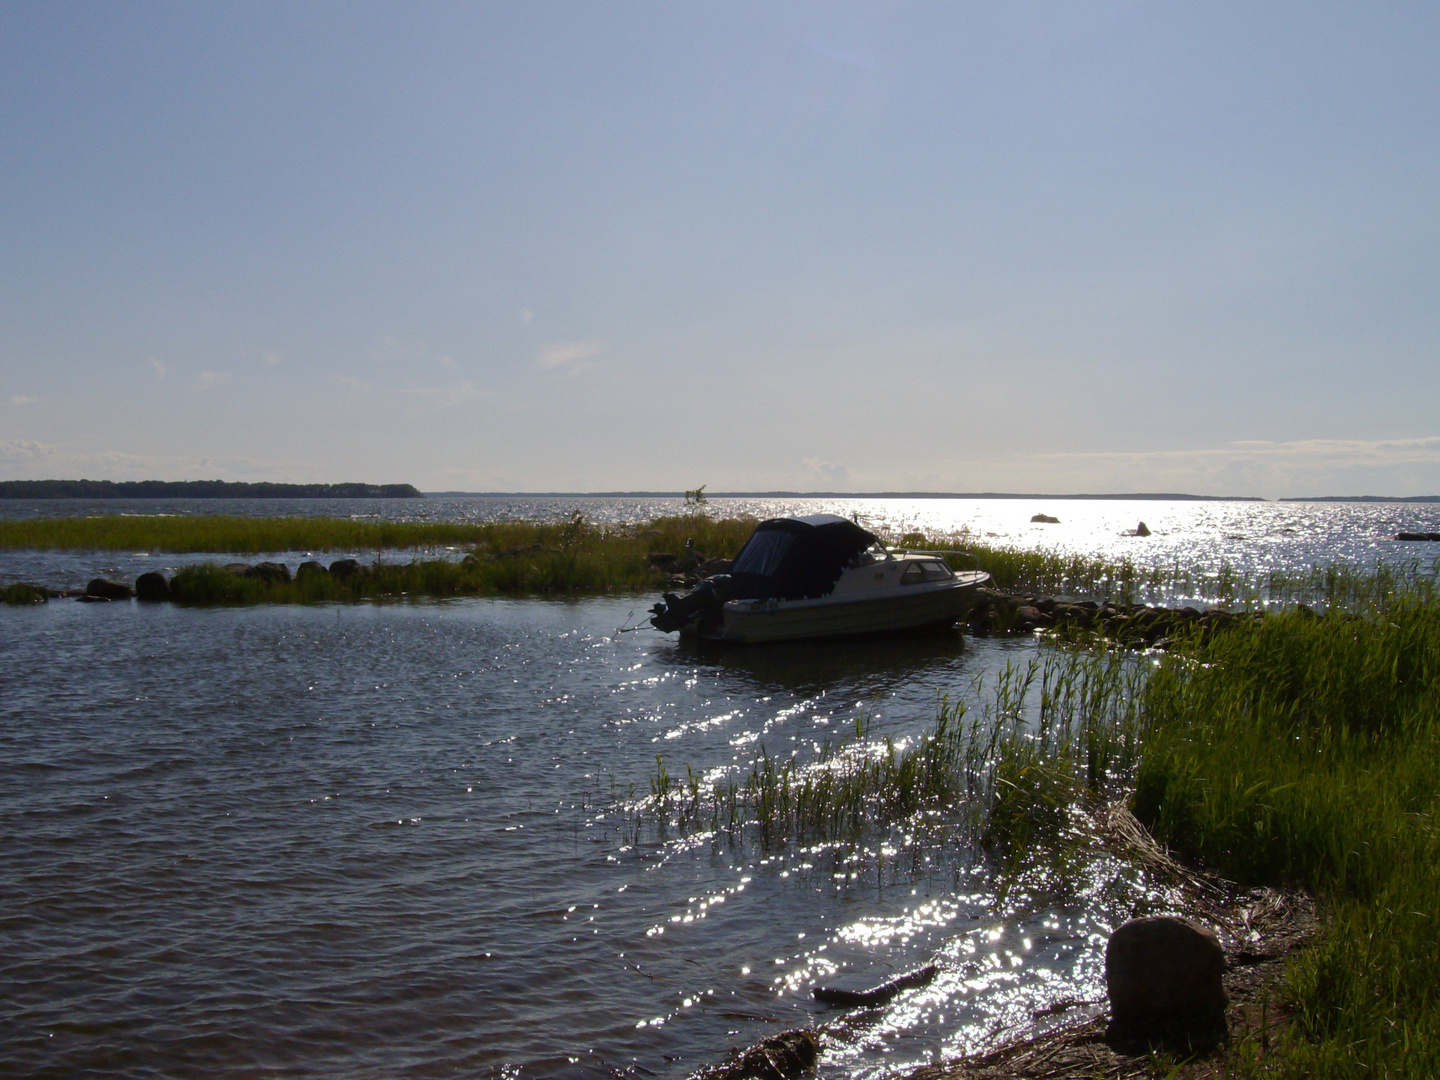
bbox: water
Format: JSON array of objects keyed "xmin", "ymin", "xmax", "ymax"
[{"xmin": 3, "ymin": 497, "xmax": 1439, "ymax": 1078}]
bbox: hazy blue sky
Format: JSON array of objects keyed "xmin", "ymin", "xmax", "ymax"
[{"xmin": 2, "ymin": 2, "xmax": 1437, "ymax": 496}]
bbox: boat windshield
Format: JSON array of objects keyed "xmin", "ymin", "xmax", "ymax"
[{"xmin": 730, "ymin": 530, "xmax": 796, "ymax": 578}]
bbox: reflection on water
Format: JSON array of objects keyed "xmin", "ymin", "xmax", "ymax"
[
  {"xmin": 3, "ymin": 498, "xmax": 1434, "ymax": 1077},
  {"xmin": 0, "ymin": 595, "xmax": 1182, "ymax": 1079},
  {"xmin": 673, "ymin": 629, "xmax": 972, "ymax": 693}
]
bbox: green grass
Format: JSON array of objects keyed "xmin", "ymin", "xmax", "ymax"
[
  {"xmin": 3, "ymin": 512, "xmax": 760, "ymax": 601},
  {"xmin": 0, "ymin": 511, "xmax": 754, "ymax": 559},
  {"xmin": 1130, "ymin": 601, "xmax": 1440, "ymax": 1076}
]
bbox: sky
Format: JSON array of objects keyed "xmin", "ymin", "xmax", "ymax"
[{"xmin": 2, "ymin": 2, "xmax": 1438, "ymax": 497}]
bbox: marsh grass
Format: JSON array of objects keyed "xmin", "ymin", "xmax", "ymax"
[
  {"xmin": 639, "ymin": 648, "xmax": 1149, "ymax": 864},
  {"xmin": 14, "ymin": 513, "xmax": 759, "ymax": 601},
  {"xmin": 895, "ymin": 523, "xmax": 1440, "ymax": 609},
  {"xmin": 1131, "ymin": 601, "xmax": 1440, "ymax": 1076},
  {"xmin": 0, "ymin": 510, "xmax": 754, "ymax": 558},
  {"xmin": 2, "ymin": 583, "xmax": 47, "ymax": 605}
]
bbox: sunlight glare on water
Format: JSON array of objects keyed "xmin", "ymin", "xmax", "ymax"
[{"xmin": 3, "ymin": 496, "xmax": 1439, "ymax": 1077}]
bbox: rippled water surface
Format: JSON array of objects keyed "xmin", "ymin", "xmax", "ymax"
[{"xmin": 3, "ymin": 497, "xmax": 1439, "ymax": 1078}]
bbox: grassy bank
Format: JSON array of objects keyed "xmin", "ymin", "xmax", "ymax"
[{"xmin": 1131, "ymin": 600, "xmax": 1440, "ymax": 1076}]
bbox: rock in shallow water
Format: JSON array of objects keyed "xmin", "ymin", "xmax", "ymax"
[
  {"xmin": 135, "ymin": 571, "xmax": 169, "ymax": 601},
  {"xmin": 86, "ymin": 578, "xmax": 133, "ymax": 600}
]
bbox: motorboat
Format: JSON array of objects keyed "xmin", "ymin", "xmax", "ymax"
[{"xmin": 649, "ymin": 514, "xmax": 989, "ymax": 644}]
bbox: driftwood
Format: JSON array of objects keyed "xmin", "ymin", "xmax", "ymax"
[{"xmin": 812, "ymin": 963, "xmax": 939, "ymax": 1009}]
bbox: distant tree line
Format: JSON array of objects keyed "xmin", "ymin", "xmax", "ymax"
[{"xmin": 0, "ymin": 480, "xmax": 425, "ymax": 499}]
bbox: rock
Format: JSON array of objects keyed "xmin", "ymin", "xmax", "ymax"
[
  {"xmin": 1134, "ymin": 521, "xmax": 1151, "ymax": 537},
  {"xmin": 134, "ymin": 571, "xmax": 169, "ymax": 601},
  {"xmin": 1397, "ymin": 532, "xmax": 1440, "ymax": 541},
  {"xmin": 694, "ymin": 1029, "xmax": 819, "ymax": 1080},
  {"xmin": 296, "ymin": 560, "xmax": 328, "ymax": 579},
  {"xmin": 1031, "ymin": 513, "xmax": 1060, "ymax": 524},
  {"xmin": 246, "ymin": 562, "xmax": 291, "ymax": 583},
  {"xmin": 222, "ymin": 563, "xmax": 252, "ymax": 575},
  {"xmin": 1015, "ymin": 604, "xmax": 1046, "ymax": 629},
  {"xmin": 648, "ymin": 552, "xmax": 678, "ymax": 569},
  {"xmin": 329, "ymin": 558, "xmax": 361, "ymax": 578},
  {"xmin": 86, "ymin": 578, "xmax": 133, "ymax": 600},
  {"xmin": 700, "ymin": 557, "xmax": 733, "ymax": 575},
  {"xmin": 1106, "ymin": 916, "xmax": 1227, "ymax": 1046}
]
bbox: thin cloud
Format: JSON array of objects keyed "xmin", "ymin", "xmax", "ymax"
[
  {"xmin": 536, "ymin": 340, "xmax": 603, "ymax": 375},
  {"xmin": 263, "ymin": 350, "xmax": 282, "ymax": 367},
  {"xmin": 0, "ymin": 439, "xmax": 53, "ymax": 462},
  {"xmin": 803, "ymin": 457, "xmax": 850, "ymax": 485},
  {"xmin": 10, "ymin": 395, "xmax": 38, "ymax": 406},
  {"xmin": 334, "ymin": 373, "xmax": 371, "ymax": 392},
  {"xmin": 195, "ymin": 370, "xmax": 230, "ymax": 391},
  {"xmin": 518, "ymin": 308, "xmax": 534, "ymax": 325},
  {"xmin": 149, "ymin": 358, "xmax": 167, "ymax": 378}
]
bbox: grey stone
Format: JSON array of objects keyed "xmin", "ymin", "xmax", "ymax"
[{"xmin": 329, "ymin": 558, "xmax": 361, "ymax": 578}]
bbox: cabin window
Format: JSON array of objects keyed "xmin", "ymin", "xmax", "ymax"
[
  {"xmin": 730, "ymin": 530, "xmax": 795, "ymax": 577},
  {"xmin": 901, "ymin": 560, "xmax": 954, "ymax": 585}
]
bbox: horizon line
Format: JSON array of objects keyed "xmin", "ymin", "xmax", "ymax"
[{"xmin": 425, "ymin": 490, "xmax": 1440, "ymax": 502}]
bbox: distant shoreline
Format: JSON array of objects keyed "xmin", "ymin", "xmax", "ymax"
[
  {"xmin": 0, "ymin": 481, "xmax": 424, "ymax": 499},
  {"xmin": 3, "ymin": 482, "xmax": 1437, "ymax": 502}
]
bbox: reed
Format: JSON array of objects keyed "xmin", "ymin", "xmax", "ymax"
[
  {"xmin": 1, "ymin": 583, "xmax": 47, "ymax": 605},
  {"xmin": 641, "ymin": 648, "xmax": 1149, "ymax": 857}
]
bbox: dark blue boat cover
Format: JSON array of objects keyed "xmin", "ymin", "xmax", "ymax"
[{"xmin": 727, "ymin": 514, "xmax": 876, "ymax": 600}]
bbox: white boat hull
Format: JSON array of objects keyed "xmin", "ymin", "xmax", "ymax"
[{"xmin": 694, "ymin": 570, "xmax": 988, "ymax": 644}]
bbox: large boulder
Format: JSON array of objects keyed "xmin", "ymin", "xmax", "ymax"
[
  {"xmin": 86, "ymin": 578, "xmax": 133, "ymax": 600},
  {"xmin": 1106, "ymin": 916, "xmax": 1226, "ymax": 1047},
  {"xmin": 295, "ymin": 560, "xmax": 328, "ymax": 579},
  {"xmin": 329, "ymin": 558, "xmax": 361, "ymax": 578},
  {"xmin": 1031, "ymin": 513, "xmax": 1060, "ymax": 524},
  {"xmin": 246, "ymin": 562, "xmax": 291, "ymax": 583},
  {"xmin": 134, "ymin": 571, "xmax": 170, "ymax": 601}
]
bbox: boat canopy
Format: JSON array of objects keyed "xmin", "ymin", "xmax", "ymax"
[{"xmin": 728, "ymin": 514, "xmax": 877, "ymax": 600}]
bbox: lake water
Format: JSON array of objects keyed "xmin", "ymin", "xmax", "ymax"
[{"xmin": 3, "ymin": 497, "xmax": 1439, "ymax": 1078}]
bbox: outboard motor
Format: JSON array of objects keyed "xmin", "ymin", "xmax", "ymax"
[{"xmin": 649, "ymin": 578, "xmax": 725, "ymax": 632}]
